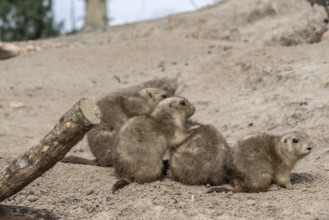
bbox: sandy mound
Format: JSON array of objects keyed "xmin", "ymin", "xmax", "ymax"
[{"xmin": 1, "ymin": 0, "xmax": 329, "ymax": 219}]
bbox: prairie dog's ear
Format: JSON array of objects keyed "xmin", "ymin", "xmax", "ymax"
[
  {"xmin": 148, "ymin": 92, "xmax": 153, "ymax": 98},
  {"xmin": 281, "ymin": 136, "xmax": 287, "ymax": 144},
  {"xmin": 281, "ymin": 136, "xmax": 293, "ymax": 152}
]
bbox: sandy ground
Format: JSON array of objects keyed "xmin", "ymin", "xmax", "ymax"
[{"xmin": 1, "ymin": 0, "xmax": 329, "ymax": 219}]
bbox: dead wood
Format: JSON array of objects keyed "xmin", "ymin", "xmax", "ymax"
[
  {"xmin": 0, "ymin": 98, "xmax": 101, "ymax": 203},
  {"xmin": 0, "ymin": 204, "xmax": 60, "ymax": 220}
]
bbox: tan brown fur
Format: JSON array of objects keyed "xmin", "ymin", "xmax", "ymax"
[
  {"xmin": 208, "ymin": 131, "xmax": 312, "ymax": 193},
  {"xmin": 61, "ymin": 88, "xmax": 171, "ymax": 166},
  {"xmin": 169, "ymin": 124, "xmax": 229, "ymax": 186},
  {"xmin": 112, "ymin": 97, "xmax": 195, "ymax": 193},
  {"xmin": 89, "ymin": 87, "xmax": 172, "ymax": 166},
  {"xmin": 121, "ymin": 77, "xmax": 179, "ymax": 96}
]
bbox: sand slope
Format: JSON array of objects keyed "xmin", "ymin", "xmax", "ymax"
[{"xmin": 1, "ymin": 0, "xmax": 329, "ymax": 219}]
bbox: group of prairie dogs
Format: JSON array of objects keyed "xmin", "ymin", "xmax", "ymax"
[{"xmin": 62, "ymin": 85, "xmax": 313, "ymax": 194}]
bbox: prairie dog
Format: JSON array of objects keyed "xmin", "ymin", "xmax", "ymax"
[
  {"xmin": 208, "ymin": 131, "xmax": 313, "ymax": 193},
  {"xmin": 169, "ymin": 124, "xmax": 229, "ymax": 185},
  {"xmin": 62, "ymin": 88, "xmax": 171, "ymax": 166},
  {"xmin": 112, "ymin": 96, "xmax": 195, "ymax": 193},
  {"xmin": 121, "ymin": 77, "xmax": 179, "ymax": 96}
]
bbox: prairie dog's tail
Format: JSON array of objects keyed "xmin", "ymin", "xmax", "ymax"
[
  {"xmin": 61, "ymin": 156, "xmax": 99, "ymax": 166},
  {"xmin": 207, "ymin": 185, "xmax": 240, "ymax": 193},
  {"xmin": 112, "ymin": 180, "xmax": 131, "ymax": 193}
]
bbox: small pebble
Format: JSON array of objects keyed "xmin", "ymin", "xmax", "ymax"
[
  {"xmin": 171, "ymin": 198, "xmax": 178, "ymax": 204},
  {"xmin": 263, "ymin": 66, "xmax": 273, "ymax": 74},
  {"xmin": 246, "ymin": 200, "xmax": 256, "ymax": 206},
  {"xmin": 9, "ymin": 101, "xmax": 25, "ymax": 109},
  {"xmin": 86, "ymin": 189, "xmax": 94, "ymax": 195},
  {"xmin": 26, "ymin": 195, "xmax": 38, "ymax": 202}
]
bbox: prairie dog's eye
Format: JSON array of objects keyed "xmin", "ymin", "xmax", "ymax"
[
  {"xmin": 180, "ymin": 100, "xmax": 186, "ymax": 106},
  {"xmin": 292, "ymin": 138, "xmax": 299, "ymax": 144},
  {"xmin": 161, "ymin": 94, "xmax": 168, "ymax": 98}
]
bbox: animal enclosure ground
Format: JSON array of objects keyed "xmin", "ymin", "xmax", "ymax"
[{"xmin": 1, "ymin": 0, "xmax": 329, "ymax": 219}]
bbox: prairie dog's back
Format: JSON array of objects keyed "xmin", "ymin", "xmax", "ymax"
[
  {"xmin": 112, "ymin": 96, "xmax": 195, "ymax": 192},
  {"xmin": 170, "ymin": 125, "xmax": 229, "ymax": 185},
  {"xmin": 87, "ymin": 88, "xmax": 171, "ymax": 167},
  {"xmin": 214, "ymin": 131, "xmax": 313, "ymax": 193}
]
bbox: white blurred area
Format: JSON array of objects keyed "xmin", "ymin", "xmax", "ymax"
[{"xmin": 52, "ymin": 0, "xmax": 217, "ymax": 33}]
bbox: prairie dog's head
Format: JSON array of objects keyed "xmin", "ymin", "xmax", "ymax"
[
  {"xmin": 138, "ymin": 88, "xmax": 171, "ymax": 108},
  {"xmin": 280, "ymin": 131, "xmax": 313, "ymax": 158},
  {"xmin": 151, "ymin": 96, "xmax": 195, "ymax": 120}
]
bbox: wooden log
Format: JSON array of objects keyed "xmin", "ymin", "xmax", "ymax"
[
  {"xmin": 0, "ymin": 204, "xmax": 59, "ymax": 220},
  {"xmin": 0, "ymin": 98, "xmax": 101, "ymax": 203}
]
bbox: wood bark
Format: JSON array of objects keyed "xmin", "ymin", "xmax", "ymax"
[
  {"xmin": 0, "ymin": 98, "xmax": 101, "ymax": 203},
  {"xmin": 0, "ymin": 204, "xmax": 59, "ymax": 220},
  {"xmin": 83, "ymin": 0, "xmax": 108, "ymax": 31}
]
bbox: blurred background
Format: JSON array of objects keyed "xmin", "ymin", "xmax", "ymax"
[{"xmin": 0, "ymin": 0, "xmax": 218, "ymax": 42}]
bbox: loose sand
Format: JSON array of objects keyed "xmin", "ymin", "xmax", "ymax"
[{"xmin": 1, "ymin": 0, "xmax": 329, "ymax": 219}]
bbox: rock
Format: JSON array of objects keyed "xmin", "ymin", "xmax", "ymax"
[
  {"xmin": 263, "ymin": 66, "xmax": 273, "ymax": 74},
  {"xmin": 86, "ymin": 189, "xmax": 94, "ymax": 195},
  {"xmin": 321, "ymin": 30, "xmax": 329, "ymax": 42},
  {"xmin": 26, "ymin": 195, "xmax": 38, "ymax": 202},
  {"xmin": 246, "ymin": 200, "xmax": 256, "ymax": 206},
  {"xmin": 0, "ymin": 44, "xmax": 20, "ymax": 60},
  {"xmin": 9, "ymin": 101, "xmax": 26, "ymax": 109}
]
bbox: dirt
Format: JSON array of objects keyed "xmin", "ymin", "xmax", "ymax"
[{"xmin": 1, "ymin": 0, "xmax": 329, "ymax": 219}]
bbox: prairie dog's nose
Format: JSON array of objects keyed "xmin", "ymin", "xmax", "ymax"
[{"xmin": 307, "ymin": 144, "xmax": 312, "ymax": 151}]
